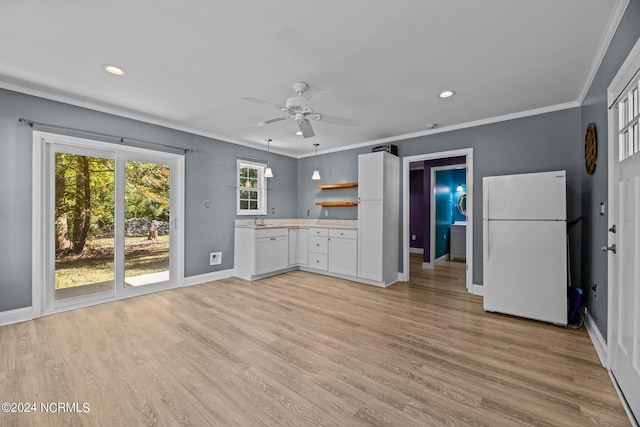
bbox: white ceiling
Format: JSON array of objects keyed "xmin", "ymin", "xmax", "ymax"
[{"xmin": 0, "ymin": 0, "xmax": 622, "ymax": 157}]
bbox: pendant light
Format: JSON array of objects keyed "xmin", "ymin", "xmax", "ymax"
[
  {"xmin": 311, "ymin": 143, "xmax": 321, "ymax": 180},
  {"xmin": 264, "ymin": 138, "xmax": 274, "ymax": 178}
]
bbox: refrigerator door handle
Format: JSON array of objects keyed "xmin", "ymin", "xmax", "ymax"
[
  {"xmin": 484, "ymin": 180, "xmax": 489, "ymax": 219},
  {"xmin": 484, "ymin": 220, "xmax": 490, "ymax": 261}
]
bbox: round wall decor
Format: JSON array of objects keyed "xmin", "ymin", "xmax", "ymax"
[{"xmin": 585, "ymin": 122, "xmax": 597, "ymax": 175}]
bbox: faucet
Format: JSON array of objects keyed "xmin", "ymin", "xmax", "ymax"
[{"xmin": 255, "ymin": 216, "xmax": 264, "ymax": 226}]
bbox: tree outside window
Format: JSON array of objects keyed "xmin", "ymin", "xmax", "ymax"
[{"xmin": 237, "ymin": 160, "xmax": 266, "ymax": 215}]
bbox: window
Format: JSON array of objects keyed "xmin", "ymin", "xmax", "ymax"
[
  {"xmin": 618, "ymin": 77, "xmax": 640, "ymax": 161},
  {"xmin": 237, "ymin": 159, "xmax": 267, "ymax": 215}
]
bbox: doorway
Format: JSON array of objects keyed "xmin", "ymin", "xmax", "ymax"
[
  {"xmin": 402, "ymin": 148, "xmax": 474, "ymax": 293},
  {"xmin": 33, "ymin": 132, "xmax": 185, "ymax": 314}
]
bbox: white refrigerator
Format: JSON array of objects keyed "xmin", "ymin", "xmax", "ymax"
[{"xmin": 483, "ymin": 170, "xmax": 567, "ymax": 325}]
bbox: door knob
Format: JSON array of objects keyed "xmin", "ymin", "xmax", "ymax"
[{"xmin": 601, "ymin": 244, "xmax": 617, "ymax": 254}]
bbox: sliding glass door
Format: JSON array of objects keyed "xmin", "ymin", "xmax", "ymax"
[
  {"xmin": 123, "ymin": 158, "xmax": 172, "ymax": 288},
  {"xmin": 44, "ymin": 138, "xmax": 183, "ymax": 311},
  {"xmin": 52, "ymin": 147, "xmax": 116, "ymax": 301}
]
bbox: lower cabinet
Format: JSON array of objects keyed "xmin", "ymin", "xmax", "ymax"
[
  {"xmin": 234, "ymin": 227, "xmax": 290, "ymax": 280},
  {"xmin": 309, "ymin": 228, "xmax": 328, "ymax": 271},
  {"xmin": 235, "ymin": 226, "xmax": 359, "ymax": 282},
  {"xmin": 307, "ymin": 228, "xmax": 357, "ymax": 276},
  {"xmin": 255, "ymin": 235, "xmax": 288, "ymax": 274},
  {"xmin": 328, "ymin": 229, "xmax": 357, "ymax": 276},
  {"xmin": 288, "ymin": 228, "xmax": 309, "ymax": 266}
]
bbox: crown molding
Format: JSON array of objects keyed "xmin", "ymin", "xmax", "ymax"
[
  {"xmin": 577, "ymin": 0, "xmax": 631, "ymax": 104},
  {"xmin": 296, "ymin": 101, "xmax": 580, "ymax": 158}
]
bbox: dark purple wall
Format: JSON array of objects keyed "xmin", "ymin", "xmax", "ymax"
[{"xmin": 409, "ymin": 170, "xmax": 425, "ymax": 249}]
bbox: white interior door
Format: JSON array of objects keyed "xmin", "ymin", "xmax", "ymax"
[{"xmin": 609, "ymin": 62, "xmax": 640, "ymax": 421}]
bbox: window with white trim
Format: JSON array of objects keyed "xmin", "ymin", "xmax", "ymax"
[
  {"xmin": 237, "ymin": 159, "xmax": 267, "ymax": 215},
  {"xmin": 619, "ymin": 76, "xmax": 640, "ymax": 161}
]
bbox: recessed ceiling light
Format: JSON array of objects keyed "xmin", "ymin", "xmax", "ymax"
[
  {"xmin": 439, "ymin": 90, "xmax": 455, "ymax": 99},
  {"xmin": 295, "ymin": 131, "xmax": 303, "ymax": 136},
  {"xmin": 103, "ymin": 64, "xmax": 126, "ymax": 76}
]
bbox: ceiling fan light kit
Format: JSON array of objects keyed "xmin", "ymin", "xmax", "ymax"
[{"xmin": 243, "ymin": 81, "xmax": 360, "ymax": 139}]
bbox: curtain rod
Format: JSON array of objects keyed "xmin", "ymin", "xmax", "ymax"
[{"xmin": 18, "ymin": 118, "xmax": 193, "ymax": 153}]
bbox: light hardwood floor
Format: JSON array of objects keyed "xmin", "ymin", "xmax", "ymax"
[{"xmin": 0, "ymin": 254, "xmax": 630, "ymax": 426}]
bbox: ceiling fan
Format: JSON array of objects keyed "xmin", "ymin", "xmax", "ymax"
[{"xmin": 242, "ymin": 82, "xmax": 360, "ymax": 138}]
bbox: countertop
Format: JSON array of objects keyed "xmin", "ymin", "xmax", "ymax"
[{"xmin": 235, "ymin": 219, "xmax": 358, "ymax": 230}]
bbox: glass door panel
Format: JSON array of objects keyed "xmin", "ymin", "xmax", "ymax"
[
  {"xmin": 53, "ymin": 151, "xmax": 115, "ymax": 300},
  {"xmin": 123, "ymin": 159, "xmax": 171, "ymax": 288}
]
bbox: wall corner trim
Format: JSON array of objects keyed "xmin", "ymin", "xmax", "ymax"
[
  {"xmin": 585, "ymin": 310, "xmax": 608, "ymax": 368},
  {"xmin": 183, "ymin": 269, "xmax": 236, "ymax": 287},
  {"xmin": 0, "ymin": 306, "xmax": 34, "ymax": 327}
]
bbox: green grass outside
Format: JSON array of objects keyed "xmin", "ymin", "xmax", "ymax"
[{"xmin": 55, "ymin": 235, "xmax": 170, "ymax": 289}]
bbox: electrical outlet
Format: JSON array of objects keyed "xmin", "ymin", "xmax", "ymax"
[
  {"xmin": 204, "ymin": 200, "xmax": 210, "ymax": 208},
  {"xmin": 210, "ymin": 252, "xmax": 222, "ymax": 265},
  {"xmin": 325, "ymin": 209, "xmax": 329, "ymax": 217},
  {"xmin": 307, "ymin": 209, "xmax": 310, "ymax": 217},
  {"xmin": 411, "ymin": 234, "xmax": 416, "ymax": 241}
]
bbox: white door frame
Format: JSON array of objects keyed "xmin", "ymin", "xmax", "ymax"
[
  {"xmin": 402, "ymin": 148, "xmax": 474, "ymax": 293},
  {"xmin": 427, "ymin": 164, "xmax": 467, "ymax": 269},
  {"xmin": 32, "ymin": 131, "xmax": 185, "ymax": 317},
  {"xmin": 606, "ymin": 35, "xmax": 640, "ymax": 425}
]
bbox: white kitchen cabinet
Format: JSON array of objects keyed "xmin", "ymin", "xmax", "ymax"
[
  {"xmin": 271, "ymin": 236, "xmax": 289, "ymax": 271},
  {"xmin": 234, "ymin": 227, "xmax": 291, "ymax": 280},
  {"xmin": 254, "ymin": 237, "xmax": 274, "ymax": 275},
  {"xmin": 357, "ymin": 152, "xmax": 399, "ymax": 286},
  {"xmin": 288, "ymin": 228, "xmax": 309, "ymax": 266},
  {"xmin": 288, "ymin": 228, "xmax": 298, "ymax": 266},
  {"xmin": 308, "ymin": 228, "xmax": 328, "ymax": 271},
  {"xmin": 235, "ymin": 224, "xmax": 362, "ymax": 283},
  {"xmin": 328, "ymin": 229, "xmax": 357, "ymax": 276}
]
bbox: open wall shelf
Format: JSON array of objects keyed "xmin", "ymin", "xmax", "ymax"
[
  {"xmin": 315, "ymin": 182, "xmax": 359, "ymax": 207},
  {"xmin": 315, "ymin": 182, "xmax": 358, "ymax": 190},
  {"xmin": 314, "ymin": 200, "xmax": 358, "ymax": 207}
]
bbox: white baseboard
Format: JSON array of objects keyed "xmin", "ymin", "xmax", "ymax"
[
  {"xmin": 0, "ymin": 306, "xmax": 34, "ymax": 327},
  {"xmin": 422, "ymin": 262, "xmax": 434, "ymax": 270},
  {"xmin": 585, "ymin": 310, "xmax": 607, "ymax": 368},
  {"xmin": 397, "ymin": 272, "xmax": 407, "ymax": 282},
  {"xmin": 183, "ymin": 269, "xmax": 235, "ymax": 287},
  {"xmin": 409, "ymin": 247, "xmax": 424, "ymax": 254},
  {"xmin": 435, "ymin": 254, "xmax": 448, "ymax": 264},
  {"xmin": 472, "ymin": 284, "xmax": 484, "ymax": 296}
]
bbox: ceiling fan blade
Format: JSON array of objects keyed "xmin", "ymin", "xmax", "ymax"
[
  {"xmin": 249, "ymin": 117, "xmax": 289, "ymax": 127},
  {"xmin": 297, "ymin": 119, "xmax": 315, "ymax": 138},
  {"xmin": 302, "ymin": 90, "xmax": 337, "ymax": 110},
  {"xmin": 242, "ymin": 97, "xmax": 286, "ymax": 111},
  {"xmin": 312, "ymin": 113, "xmax": 360, "ymax": 127}
]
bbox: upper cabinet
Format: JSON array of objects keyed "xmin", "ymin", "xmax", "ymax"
[{"xmin": 358, "ymin": 153, "xmax": 384, "ymax": 200}]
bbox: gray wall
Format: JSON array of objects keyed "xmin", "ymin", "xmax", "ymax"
[
  {"xmin": 300, "ymin": 108, "xmax": 583, "ymax": 286},
  {"xmin": 580, "ymin": 0, "xmax": 640, "ymax": 339},
  {"xmin": 0, "ymin": 88, "xmax": 298, "ymax": 312}
]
